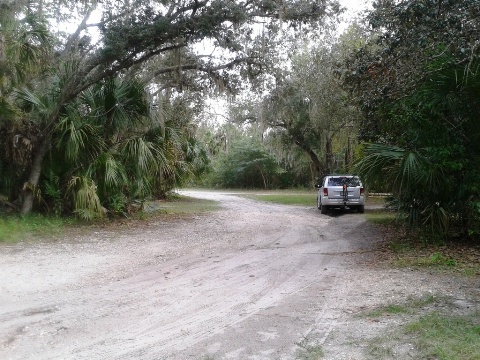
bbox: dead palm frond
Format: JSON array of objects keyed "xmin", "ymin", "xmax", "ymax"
[{"xmin": 67, "ymin": 176, "xmax": 103, "ymax": 220}]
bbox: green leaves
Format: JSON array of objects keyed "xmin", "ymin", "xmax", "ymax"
[
  {"xmin": 20, "ymin": 76, "xmax": 206, "ymax": 218},
  {"xmin": 355, "ymin": 143, "xmax": 423, "ymax": 195},
  {"xmin": 354, "ymin": 143, "xmax": 453, "ymax": 236},
  {"xmin": 210, "ymin": 137, "xmax": 281, "ymax": 189},
  {"xmin": 343, "ymin": 1, "xmax": 480, "ymax": 240}
]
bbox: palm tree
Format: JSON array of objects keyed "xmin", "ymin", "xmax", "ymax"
[
  {"xmin": 0, "ymin": 7, "xmax": 53, "ymax": 208},
  {"xmin": 355, "ymin": 143, "xmax": 449, "ymax": 232},
  {"xmin": 35, "ymin": 77, "xmax": 206, "ymax": 218},
  {"xmin": 354, "ymin": 58, "xmax": 480, "ymax": 238}
]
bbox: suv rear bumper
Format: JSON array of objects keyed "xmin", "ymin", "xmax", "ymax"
[{"xmin": 321, "ymin": 197, "xmax": 364, "ymax": 207}]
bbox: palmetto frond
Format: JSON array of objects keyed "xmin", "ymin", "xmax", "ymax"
[
  {"xmin": 122, "ymin": 137, "xmax": 158, "ymax": 173},
  {"xmin": 92, "ymin": 78, "xmax": 150, "ymax": 136},
  {"xmin": 15, "ymin": 87, "xmax": 50, "ymax": 114},
  {"xmin": 67, "ymin": 176, "xmax": 103, "ymax": 220},
  {"xmin": 355, "ymin": 143, "xmax": 436, "ymax": 196},
  {"xmin": 55, "ymin": 103, "xmax": 107, "ymax": 162},
  {"xmin": 87, "ymin": 153, "xmax": 127, "ymax": 192},
  {"xmin": 0, "ymin": 11, "xmax": 52, "ymax": 86},
  {"xmin": 356, "ymin": 144, "xmax": 406, "ymax": 193},
  {"xmin": 355, "ymin": 142, "xmax": 454, "ymax": 234}
]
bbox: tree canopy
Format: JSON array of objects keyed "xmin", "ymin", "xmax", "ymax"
[
  {"xmin": 3, "ymin": 0, "xmax": 479, "ymax": 241},
  {"xmin": 346, "ymin": 0, "xmax": 480, "ymax": 238},
  {"xmin": 0, "ymin": 0, "xmax": 342, "ymax": 216},
  {"xmin": 226, "ymin": 25, "xmax": 365, "ymax": 180}
]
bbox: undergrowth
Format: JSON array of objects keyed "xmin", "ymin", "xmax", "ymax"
[{"xmin": 0, "ymin": 214, "xmax": 72, "ymax": 243}]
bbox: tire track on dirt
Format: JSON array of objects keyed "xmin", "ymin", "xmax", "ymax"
[{"xmin": 0, "ymin": 190, "xmax": 365, "ymax": 360}]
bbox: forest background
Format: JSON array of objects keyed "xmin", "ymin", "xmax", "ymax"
[{"xmin": 1, "ymin": 0, "xmax": 479, "ymax": 241}]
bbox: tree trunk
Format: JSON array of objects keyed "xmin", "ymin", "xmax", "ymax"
[
  {"xmin": 20, "ymin": 133, "xmax": 51, "ymax": 215},
  {"xmin": 344, "ymin": 137, "xmax": 351, "ymax": 172},
  {"xmin": 258, "ymin": 166, "xmax": 267, "ymax": 189},
  {"xmin": 294, "ymin": 139, "xmax": 323, "ymax": 178},
  {"xmin": 325, "ymin": 135, "xmax": 334, "ymax": 175}
]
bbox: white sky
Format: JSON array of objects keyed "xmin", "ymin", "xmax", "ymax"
[
  {"xmin": 337, "ymin": 0, "xmax": 373, "ymax": 33},
  {"xmin": 340, "ymin": 0, "xmax": 373, "ymax": 14}
]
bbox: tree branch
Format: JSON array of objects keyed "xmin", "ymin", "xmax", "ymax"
[
  {"xmin": 63, "ymin": 7, "xmax": 95, "ymax": 55},
  {"xmin": 151, "ymin": 57, "xmax": 252, "ymax": 78}
]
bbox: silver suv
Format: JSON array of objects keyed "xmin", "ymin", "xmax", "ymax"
[{"xmin": 316, "ymin": 175, "xmax": 365, "ymax": 214}]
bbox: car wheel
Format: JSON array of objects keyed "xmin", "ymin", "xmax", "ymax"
[
  {"xmin": 320, "ymin": 204, "xmax": 328, "ymax": 214},
  {"xmin": 358, "ymin": 205, "xmax": 365, "ymax": 213}
]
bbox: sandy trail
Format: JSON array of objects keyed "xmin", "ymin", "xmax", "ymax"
[{"xmin": 1, "ymin": 190, "xmax": 475, "ymax": 359}]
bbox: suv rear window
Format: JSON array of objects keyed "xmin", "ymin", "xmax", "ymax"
[{"xmin": 328, "ymin": 177, "xmax": 361, "ymax": 187}]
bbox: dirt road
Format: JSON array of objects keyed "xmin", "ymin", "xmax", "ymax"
[{"xmin": 0, "ymin": 190, "xmax": 477, "ymax": 359}]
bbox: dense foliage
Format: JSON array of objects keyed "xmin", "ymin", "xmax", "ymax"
[
  {"xmin": 206, "ymin": 137, "xmax": 284, "ymax": 189},
  {"xmin": 226, "ymin": 27, "xmax": 366, "ymax": 182},
  {"xmin": 195, "ymin": 120, "xmax": 305, "ymax": 188},
  {"xmin": 347, "ymin": 0, "xmax": 480, "ymax": 238},
  {"xmin": 0, "ymin": 0, "xmax": 340, "ymax": 217},
  {"xmin": 3, "ymin": 0, "xmax": 478, "ymax": 241}
]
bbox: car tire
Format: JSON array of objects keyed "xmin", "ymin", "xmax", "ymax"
[
  {"xmin": 320, "ymin": 204, "xmax": 328, "ymax": 214},
  {"xmin": 358, "ymin": 205, "xmax": 365, "ymax": 213}
]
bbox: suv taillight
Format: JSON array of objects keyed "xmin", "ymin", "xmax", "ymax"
[
  {"xmin": 323, "ymin": 188, "xmax": 328, "ymax": 196},
  {"xmin": 360, "ymin": 187, "xmax": 364, "ymax": 195}
]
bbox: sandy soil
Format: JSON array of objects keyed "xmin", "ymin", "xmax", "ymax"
[{"xmin": 0, "ymin": 190, "xmax": 478, "ymax": 360}]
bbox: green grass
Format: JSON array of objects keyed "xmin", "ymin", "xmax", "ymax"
[
  {"xmin": 365, "ymin": 196, "xmax": 387, "ymax": 205},
  {"xmin": 405, "ymin": 312, "xmax": 480, "ymax": 360},
  {"xmin": 245, "ymin": 192, "xmax": 315, "ymax": 206},
  {"xmin": 365, "ymin": 296, "xmax": 480, "ymax": 359},
  {"xmin": 246, "ymin": 191, "xmax": 389, "ymax": 208},
  {"xmin": 393, "ymin": 252, "xmax": 480, "ymax": 277},
  {"xmin": 143, "ymin": 195, "xmax": 221, "ymax": 214},
  {"xmin": 417, "ymin": 252, "xmax": 457, "ymax": 267},
  {"xmin": 365, "ymin": 304, "xmax": 410, "ymax": 318},
  {"xmin": 295, "ymin": 341, "xmax": 324, "ymax": 359},
  {"xmin": 0, "ymin": 195, "xmax": 220, "ymax": 243},
  {"xmin": 0, "ymin": 214, "xmax": 72, "ymax": 243},
  {"xmin": 362, "ymin": 295, "xmax": 436, "ymax": 318},
  {"xmin": 365, "ymin": 211, "xmax": 396, "ymax": 225},
  {"xmin": 368, "ymin": 342, "xmax": 396, "ymax": 358},
  {"xmin": 395, "ymin": 252, "xmax": 458, "ymax": 269}
]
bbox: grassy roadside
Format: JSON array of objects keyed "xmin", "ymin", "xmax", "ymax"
[
  {"xmin": 0, "ymin": 194, "xmax": 219, "ymax": 243},
  {"xmin": 241, "ymin": 190, "xmax": 316, "ymax": 206},
  {"xmin": 363, "ymin": 207, "xmax": 480, "ymax": 360},
  {"xmin": 242, "ymin": 190, "xmax": 388, "ymax": 207},
  {"xmin": 143, "ymin": 194, "xmax": 220, "ymax": 214},
  {"xmin": 366, "ymin": 209, "xmax": 480, "ymax": 277},
  {"xmin": 0, "ymin": 215, "xmax": 73, "ymax": 243},
  {"xmin": 363, "ymin": 295, "xmax": 480, "ymax": 360},
  {"xmin": 0, "ymin": 189, "xmax": 326, "ymax": 244}
]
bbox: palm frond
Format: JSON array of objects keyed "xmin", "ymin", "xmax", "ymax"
[
  {"xmin": 355, "ymin": 143, "xmax": 433, "ymax": 199},
  {"xmin": 122, "ymin": 137, "xmax": 157, "ymax": 173},
  {"xmin": 66, "ymin": 176, "xmax": 104, "ymax": 220},
  {"xmin": 14, "ymin": 87, "xmax": 49, "ymax": 112},
  {"xmin": 105, "ymin": 156, "xmax": 126, "ymax": 187},
  {"xmin": 55, "ymin": 111, "xmax": 105, "ymax": 163},
  {"xmin": 397, "ymin": 151, "xmax": 426, "ymax": 195},
  {"xmin": 354, "ymin": 143, "xmax": 406, "ymax": 192},
  {"xmin": 86, "ymin": 152, "xmax": 127, "ymax": 192}
]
